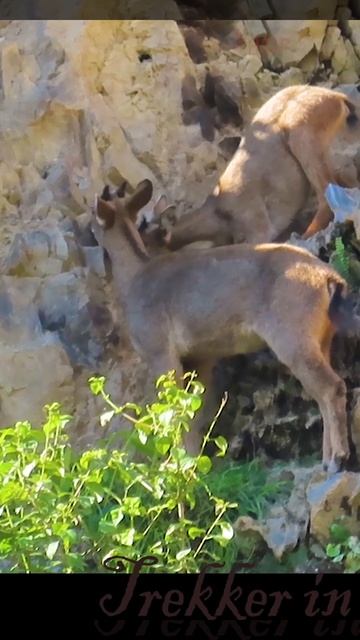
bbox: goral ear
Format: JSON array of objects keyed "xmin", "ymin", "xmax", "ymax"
[
  {"xmin": 95, "ymin": 197, "xmax": 116, "ymax": 229},
  {"xmin": 100, "ymin": 185, "xmax": 112, "ymax": 201},
  {"xmin": 116, "ymin": 180, "xmax": 129, "ymax": 198},
  {"xmin": 126, "ymin": 179, "xmax": 153, "ymax": 219}
]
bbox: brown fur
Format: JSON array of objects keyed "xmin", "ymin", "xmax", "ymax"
[
  {"xmin": 92, "ymin": 178, "xmax": 358, "ymax": 474},
  {"xmin": 157, "ymin": 85, "xmax": 359, "ymax": 250}
]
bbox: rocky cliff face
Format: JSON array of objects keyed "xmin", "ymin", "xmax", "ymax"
[{"xmin": 0, "ymin": 19, "xmax": 360, "ymax": 449}]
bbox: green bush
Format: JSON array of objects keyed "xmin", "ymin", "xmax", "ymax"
[
  {"xmin": 329, "ymin": 232, "xmax": 360, "ymax": 290},
  {"xmin": 330, "ymin": 236, "xmax": 351, "ymax": 282},
  {"xmin": 0, "ymin": 370, "xmax": 287, "ymax": 573},
  {"xmin": 326, "ymin": 522, "xmax": 360, "ymax": 573},
  {"xmin": 0, "ymin": 371, "xmax": 240, "ymax": 573}
]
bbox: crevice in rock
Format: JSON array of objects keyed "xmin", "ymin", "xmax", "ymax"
[{"xmin": 138, "ymin": 51, "xmax": 152, "ymax": 63}]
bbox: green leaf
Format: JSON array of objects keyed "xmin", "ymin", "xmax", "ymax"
[
  {"xmin": 63, "ymin": 447, "xmax": 73, "ymax": 470},
  {"xmin": 188, "ymin": 527, "xmax": 205, "ymax": 540},
  {"xmin": 330, "ymin": 522, "xmax": 350, "ymax": 544},
  {"xmin": 43, "ymin": 418, "xmax": 59, "ymax": 437},
  {"xmin": 109, "ymin": 507, "xmax": 124, "ymax": 527},
  {"xmin": 156, "ymin": 373, "xmax": 171, "ymax": 388},
  {"xmin": 165, "ymin": 523, "xmax": 183, "ymax": 539},
  {"xmin": 14, "ymin": 421, "xmax": 32, "ymax": 438},
  {"xmin": 326, "ymin": 543, "xmax": 343, "ymax": 559},
  {"xmin": 123, "ymin": 497, "xmax": 142, "ymax": 517},
  {"xmin": 86, "ymin": 482, "xmax": 105, "ymax": 503},
  {"xmin": 209, "ymin": 533, "xmax": 230, "ymax": 548},
  {"xmin": 171, "ymin": 446, "xmax": 187, "ymax": 462},
  {"xmin": 65, "ymin": 553, "xmax": 87, "ymax": 571},
  {"xmin": 165, "ymin": 498, "xmax": 177, "ymax": 510},
  {"xmin": 22, "ymin": 461, "xmax": 37, "ymax": 478},
  {"xmin": 333, "ymin": 553, "xmax": 345, "ymax": 563},
  {"xmin": 99, "ymin": 520, "xmax": 119, "ymax": 535},
  {"xmin": 0, "ymin": 482, "xmax": 26, "ymax": 503},
  {"xmin": 138, "ymin": 430, "xmax": 148, "ymax": 445},
  {"xmin": 185, "ymin": 490, "xmax": 196, "ymax": 510},
  {"xmin": 135, "ymin": 416, "xmax": 153, "ymax": 432},
  {"xmin": 218, "ymin": 521, "xmax": 234, "ymax": 540},
  {"xmin": 0, "ymin": 428, "xmax": 16, "ymax": 443},
  {"xmin": 0, "ymin": 540, "xmax": 12, "ymax": 554},
  {"xmin": 0, "ymin": 462, "xmax": 15, "ymax": 477},
  {"xmin": 176, "ymin": 548, "xmax": 191, "ymax": 561},
  {"xmin": 77, "ymin": 495, "xmax": 97, "ymax": 509},
  {"xmin": 88, "ymin": 376, "xmax": 106, "ymax": 396},
  {"xmin": 214, "ymin": 498, "xmax": 226, "ymax": 515},
  {"xmin": 79, "ymin": 449, "xmax": 106, "ymax": 470},
  {"xmin": 100, "ymin": 411, "xmax": 114, "ymax": 427},
  {"xmin": 119, "ymin": 527, "xmax": 135, "ymax": 546},
  {"xmin": 54, "ymin": 525, "xmax": 78, "ymax": 546},
  {"xmin": 180, "ymin": 456, "xmax": 196, "ymax": 472},
  {"xmin": 155, "ymin": 437, "xmax": 172, "ymax": 455},
  {"xmin": 46, "ymin": 541, "xmax": 60, "ymax": 560},
  {"xmin": 197, "ymin": 455, "xmax": 212, "ymax": 474},
  {"xmin": 214, "ymin": 436, "xmax": 228, "ymax": 457},
  {"xmin": 158, "ymin": 410, "xmax": 174, "ymax": 428},
  {"xmin": 190, "ymin": 396, "xmax": 202, "ymax": 412}
]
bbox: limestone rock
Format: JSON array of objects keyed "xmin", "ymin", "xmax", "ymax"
[
  {"xmin": 240, "ymin": 75, "xmax": 264, "ymax": 109},
  {"xmin": 0, "ymin": 276, "xmax": 43, "ymax": 344},
  {"xmin": 320, "ymin": 26, "xmax": 341, "ymax": 61},
  {"xmin": 234, "ymin": 467, "xmax": 312, "ymax": 560},
  {"xmin": 339, "ymin": 69, "xmax": 360, "ymax": 83},
  {"xmin": 307, "ymin": 472, "xmax": 360, "ymax": 545},
  {"xmin": 256, "ymin": 69, "xmax": 279, "ymax": 93},
  {"xmin": 0, "ymin": 275, "xmax": 74, "ymax": 427},
  {"xmin": 0, "ymin": 340, "xmax": 74, "ymax": 427},
  {"xmin": 298, "ymin": 47, "xmax": 321, "ymax": 76},
  {"xmin": 263, "ymin": 20, "xmax": 328, "ymax": 68},
  {"xmin": 38, "ymin": 268, "xmax": 111, "ymax": 367},
  {"xmin": 3, "ymin": 226, "xmax": 77, "ymax": 277},
  {"xmin": 287, "ymin": 222, "xmax": 338, "ymax": 257},
  {"xmin": 278, "ymin": 67, "xmax": 305, "ymax": 87},
  {"xmin": 343, "ymin": 39, "xmax": 360, "ymax": 74},
  {"xmin": 349, "ymin": 20, "xmax": 360, "ymax": 58},
  {"xmin": 0, "ymin": 20, "xmax": 202, "ymax": 228},
  {"xmin": 332, "ymin": 36, "xmax": 354, "ymax": 74}
]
